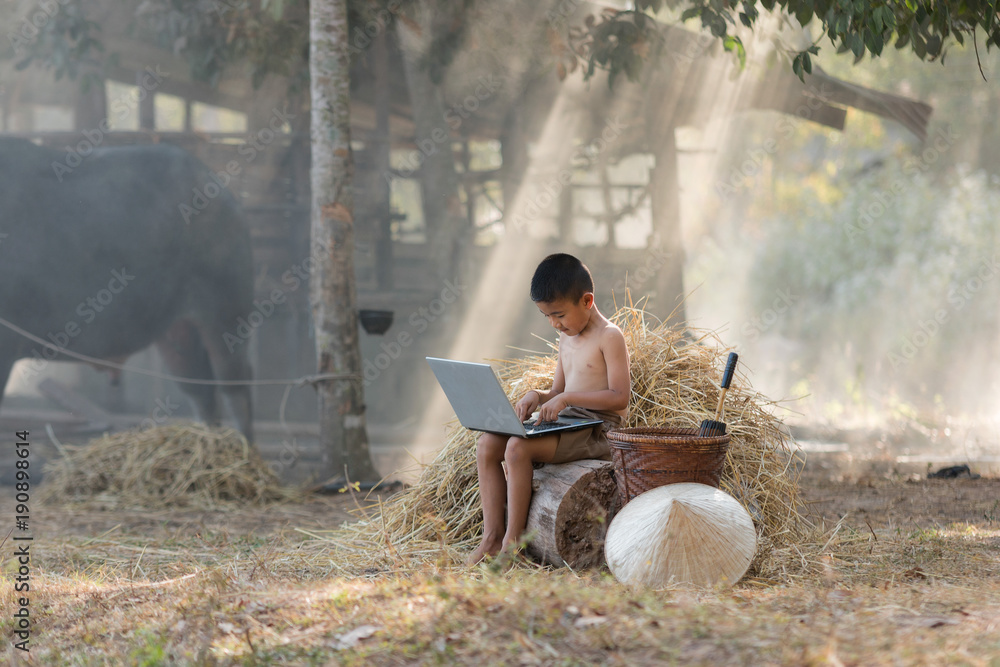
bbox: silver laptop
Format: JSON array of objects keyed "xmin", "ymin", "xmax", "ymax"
[{"xmin": 426, "ymin": 357, "xmax": 604, "ymax": 437}]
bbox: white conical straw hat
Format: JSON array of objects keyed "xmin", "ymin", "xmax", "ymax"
[{"xmin": 604, "ymin": 483, "xmax": 757, "ymax": 589}]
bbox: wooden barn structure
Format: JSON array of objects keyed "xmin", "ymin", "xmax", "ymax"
[{"xmin": 0, "ymin": 2, "xmax": 932, "ymax": 454}]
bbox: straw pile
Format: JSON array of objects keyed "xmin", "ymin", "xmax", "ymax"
[
  {"xmin": 40, "ymin": 422, "xmax": 293, "ymax": 508},
  {"xmin": 319, "ymin": 305, "xmax": 806, "ymax": 577}
]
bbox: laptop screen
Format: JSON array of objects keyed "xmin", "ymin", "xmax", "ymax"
[{"xmin": 426, "ymin": 357, "xmax": 525, "ymax": 434}]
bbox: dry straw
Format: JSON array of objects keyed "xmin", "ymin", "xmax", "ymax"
[
  {"xmin": 40, "ymin": 422, "xmax": 294, "ymax": 508},
  {"xmin": 313, "ymin": 303, "xmax": 807, "ymax": 577}
]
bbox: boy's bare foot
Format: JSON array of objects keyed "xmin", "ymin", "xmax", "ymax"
[
  {"xmin": 487, "ymin": 539, "xmax": 529, "ymax": 571},
  {"xmin": 466, "ymin": 537, "xmax": 503, "ymax": 566}
]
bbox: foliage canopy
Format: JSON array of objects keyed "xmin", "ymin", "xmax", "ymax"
[
  {"xmin": 5, "ymin": 0, "xmax": 996, "ymax": 91},
  {"xmin": 564, "ymin": 0, "xmax": 998, "ymax": 87}
]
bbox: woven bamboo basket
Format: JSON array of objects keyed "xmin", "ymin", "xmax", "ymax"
[{"xmin": 608, "ymin": 427, "xmax": 731, "ymax": 506}]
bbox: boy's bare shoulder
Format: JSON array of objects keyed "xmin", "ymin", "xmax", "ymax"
[
  {"xmin": 597, "ymin": 320, "xmax": 628, "ymax": 360},
  {"xmin": 598, "ymin": 320, "xmax": 626, "ymax": 344}
]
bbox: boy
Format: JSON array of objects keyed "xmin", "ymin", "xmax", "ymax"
[{"xmin": 468, "ymin": 253, "xmax": 631, "ymax": 565}]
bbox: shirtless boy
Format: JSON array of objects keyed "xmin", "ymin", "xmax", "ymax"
[{"xmin": 467, "ymin": 253, "xmax": 631, "ymax": 565}]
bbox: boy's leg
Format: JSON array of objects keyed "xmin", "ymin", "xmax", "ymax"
[
  {"xmin": 468, "ymin": 432, "xmax": 509, "ymax": 565},
  {"xmin": 502, "ymin": 434, "xmax": 558, "ymax": 552}
]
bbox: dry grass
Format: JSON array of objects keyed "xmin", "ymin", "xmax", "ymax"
[
  {"xmin": 39, "ymin": 422, "xmax": 298, "ymax": 509},
  {"xmin": 4, "ymin": 496, "xmax": 998, "ymax": 665},
  {"xmin": 11, "ymin": 307, "xmax": 999, "ymax": 663},
  {"xmin": 308, "ymin": 305, "xmax": 806, "ymax": 578}
]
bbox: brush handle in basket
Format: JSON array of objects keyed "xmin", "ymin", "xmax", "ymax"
[
  {"xmin": 713, "ymin": 352, "xmax": 739, "ymax": 421},
  {"xmin": 721, "ymin": 352, "xmax": 739, "ymax": 390}
]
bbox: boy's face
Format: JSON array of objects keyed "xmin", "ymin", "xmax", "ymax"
[{"xmin": 535, "ymin": 293, "xmax": 594, "ymax": 336}]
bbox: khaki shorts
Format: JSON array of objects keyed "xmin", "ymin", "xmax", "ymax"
[{"xmin": 549, "ymin": 405, "xmax": 624, "ymax": 464}]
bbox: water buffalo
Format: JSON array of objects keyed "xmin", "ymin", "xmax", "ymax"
[{"xmin": 0, "ymin": 136, "xmax": 254, "ymax": 440}]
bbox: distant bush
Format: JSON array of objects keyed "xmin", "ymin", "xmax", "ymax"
[{"xmin": 745, "ymin": 163, "xmax": 1000, "ymax": 418}]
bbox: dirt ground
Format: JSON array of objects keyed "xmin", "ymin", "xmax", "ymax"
[
  {"xmin": 4, "ymin": 448, "xmax": 1000, "ymax": 665},
  {"xmin": 27, "ymin": 464, "xmax": 1000, "ymax": 542},
  {"xmin": 28, "ymin": 448, "xmax": 1000, "ymax": 543},
  {"xmin": 799, "ymin": 458, "xmax": 1000, "ymax": 531}
]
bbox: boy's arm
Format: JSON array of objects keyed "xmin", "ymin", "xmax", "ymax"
[
  {"xmin": 517, "ymin": 353, "xmax": 566, "ymax": 422},
  {"xmin": 542, "ymin": 327, "xmax": 630, "ymax": 415},
  {"xmin": 528, "ymin": 351, "xmax": 566, "ymax": 405}
]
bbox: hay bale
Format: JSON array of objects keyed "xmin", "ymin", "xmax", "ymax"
[
  {"xmin": 323, "ymin": 306, "xmax": 806, "ymax": 575},
  {"xmin": 39, "ymin": 422, "xmax": 293, "ymax": 508}
]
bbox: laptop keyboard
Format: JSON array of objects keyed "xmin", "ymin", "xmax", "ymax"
[{"xmin": 523, "ymin": 420, "xmax": 567, "ymax": 432}]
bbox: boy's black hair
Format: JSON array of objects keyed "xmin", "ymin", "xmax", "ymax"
[{"xmin": 530, "ymin": 253, "xmax": 594, "ymax": 303}]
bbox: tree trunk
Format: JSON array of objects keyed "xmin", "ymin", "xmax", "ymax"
[
  {"xmin": 309, "ymin": 0, "xmax": 380, "ymax": 483},
  {"xmin": 397, "ymin": 26, "xmax": 468, "ymax": 284},
  {"xmin": 525, "ymin": 459, "xmax": 619, "ymax": 569}
]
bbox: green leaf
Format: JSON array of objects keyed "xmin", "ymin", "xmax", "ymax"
[
  {"xmin": 739, "ymin": 11, "xmax": 752, "ymax": 26},
  {"xmin": 849, "ymin": 31, "xmax": 865, "ymax": 56},
  {"xmin": 796, "ymin": 3, "xmax": 815, "ymax": 26},
  {"xmin": 802, "ymin": 51, "xmax": 813, "ymax": 73},
  {"xmin": 871, "ymin": 7, "xmax": 884, "ymax": 31},
  {"xmin": 925, "ymin": 33, "xmax": 942, "ymax": 57},
  {"xmin": 703, "ymin": 11, "xmax": 728, "ymax": 36},
  {"xmin": 792, "ymin": 53, "xmax": 804, "ymax": 80},
  {"xmin": 835, "ymin": 13, "xmax": 849, "ymax": 34},
  {"xmin": 723, "ymin": 34, "xmax": 746, "ymax": 68},
  {"xmin": 864, "ymin": 28, "xmax": 884, "ymax": 55},
  {"xmin": 882, "ymin": 5, "xmax": 897, "ymax": 30},
  {"xmin": 680, "ymin": 7, "xmax": 701, "ymax": 21},
  {"xmin": 895, "ymin": 22, "xmax": 911, "ymax": 48}
]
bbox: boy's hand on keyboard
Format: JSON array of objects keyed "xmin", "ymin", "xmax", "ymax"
[
  {"xmin": 515, "ymin": 391, "xmax": 540, "ymax": 421},
  {"xmin": 537, "ymin": 395, "xmax": 568, "ymax": 423}
]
